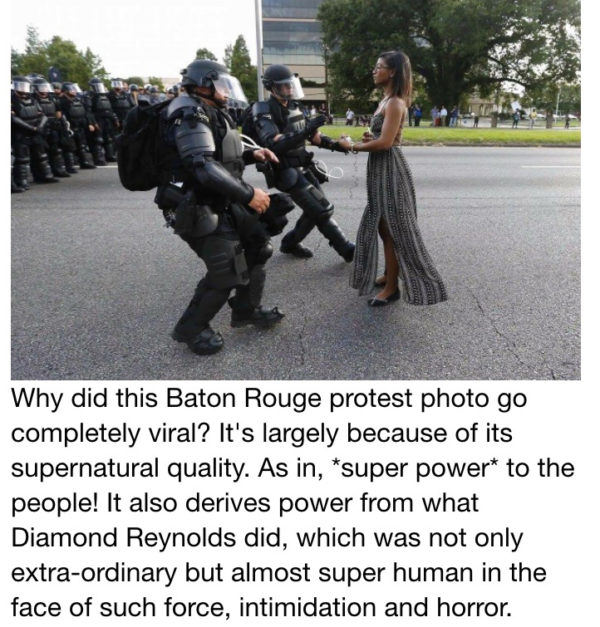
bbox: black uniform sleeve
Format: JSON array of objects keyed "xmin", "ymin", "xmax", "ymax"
[
  {"xmin": 11, "ymin": 112, "xmax": 37, "ymax": 134},
  {"xmin": 175, "ymin": 109, "xmax": 254, "ymax": 205}
]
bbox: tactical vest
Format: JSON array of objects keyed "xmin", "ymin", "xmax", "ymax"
[
  {"xmin": 93, "ymin": 93, "xmax": 114, "ymax": 118},
  {"xmin": 63, "ymin": 97, "xmax": 87, "ymax": 127},
  {"xmin": 13, "ymin": 96, "xmax": 42, "ymax": 125},
  {"xmin": 213, "ymin": 109, "xmax": 244, "ymax": 179},
  {"xmin": 110, "ymin": 92, "xmax": 132, "ymax": 119},
  {"xmin": 271, "ymin": 98, "xmax": 308, "ymax": 166},
  {"xmin": 36, "ymin": 96, "xmax": 57, "ymax": 117}
]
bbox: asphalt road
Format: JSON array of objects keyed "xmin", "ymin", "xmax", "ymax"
[{"xmin": 11, "ymin": 146, "xmax": 580, "ymax": 380}]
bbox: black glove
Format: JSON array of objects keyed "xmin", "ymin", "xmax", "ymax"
[{"xmin": 305, "ymin": 114, "xmax": 328, "ymax": 138}]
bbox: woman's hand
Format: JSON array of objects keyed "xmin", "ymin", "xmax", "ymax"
[{"xmin": 362, "ymin": 131, "xmax": 374, "ymax": 142}]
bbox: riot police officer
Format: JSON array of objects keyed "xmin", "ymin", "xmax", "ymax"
[
  {"xmin": 31, "ymin": 76, "xmax": 70, "ymax": 177},
  {"xmin": 107, "ymin": 78, "xmax": 133, "ymax": 124},
  {"xmin": 157, "ymin": 59, "xmax": 283, "ymax": 355},
  {"xmin": 11, "ymin": 76, "xmax": 58, "ymax": 187},
  {"xmin": 88, "ymin": 77, "xmax": 119, "ymax": 162},
  {"xmin": 58, "ymin": 82, "xmax": 96, "ymax": 169},
  {"xmin": 250, "ymin": 64, "xmax": 354, "ymax": 261}
]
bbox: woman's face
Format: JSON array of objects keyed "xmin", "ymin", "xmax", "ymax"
[{"xmin": 372, "ymin": 57, "xmax": 392, "ymax": 86}]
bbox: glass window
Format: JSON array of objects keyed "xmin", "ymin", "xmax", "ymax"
[{"xmin": 262, "ymin": 0, "xmax": 323, "ymax": 19}]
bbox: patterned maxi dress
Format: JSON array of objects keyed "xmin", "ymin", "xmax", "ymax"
[{"xmin": 351, "ymin": 111, "xmax": 448, "ymax": 304}]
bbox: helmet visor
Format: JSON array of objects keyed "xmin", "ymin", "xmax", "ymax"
[
  {"xmin": 111, "ymin": 79, "xmax": 124, "ymax": 89},
  {"xmin": 92, "ymin": 82, "xmax": 107, "ymax": 93},
  {"xmin": 13, "ymin": 80, "xmax": 31, "ymax": 93},
  {"xmin": 34, "ymin": 81, "xmax": 52, "ymax": 95},
  {"xmin": 272, "ymin": 74, "xmax": 304, "ymax": 100},
  {"xmin": 212, "ymin": 73, "xmax": 247, "ymax": 104}
]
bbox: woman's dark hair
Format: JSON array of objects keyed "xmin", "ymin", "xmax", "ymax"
[{"xmin": 380, "ymin": 50, "xmax": 412, "ymax": 105}]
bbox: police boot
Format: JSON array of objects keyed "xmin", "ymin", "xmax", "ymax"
[
  {"xmin": 33, "ymin": 155, "xmax": 59, "ymax": 183},
  {"xmin": 280, "ymin": 212, "xmax": 315, "ymax": 258},
  {"xmin": 104, "ymin": 141, "xmax": 117, "ymax": 162},
  {"xmin": 92, "ymin": 142, "xmax": 106, "ymax": 166},
  {"xmin": 317, "ymin": 217, "xmax": 355, "ymax": 262},
  {"xmin": 12, "ymin": 176, "xmax": 25, "ymax": 193},
  {"xmin": 78, "ymin": 148, "xmax": 96, "ymax": 169},
  {"xmin": 64, "ymin": 152, "xmax": 78, "ymax": 173},
  {"xmin": 50, "ymin": 149, "xmax": 71, "ymax": 177},
  {"xmin": 229, "ymin": 265, "xmax": 284, "ymax": 328},
  {"xmin": 14, "ymin": 160, "xmax": 32, "ymax": 190},
  {"xmin": 172, "ymin": 324, "xmax": 224, "ymax": 355},
  {"xmin": 230, "ymin": 304, "xmax": 285, "ymax": 328},
  {"xmin": 171, "ymin": 277, "xmax": 230, "ymax": 342}
]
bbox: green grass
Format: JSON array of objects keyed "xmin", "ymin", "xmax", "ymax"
[{"xmin": 322, "ymin": 125, "xmax": 581, "ymax": 147}]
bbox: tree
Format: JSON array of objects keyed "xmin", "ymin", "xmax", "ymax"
[
  {"xmin": 319, "ymin": 0, "xmax": 580, "ymax": 111},
  {"xmin": 126, "ymin": 76, "xmax": 145, "ymax": 87},
  {"xmin": 196, "ymin": 47, "xmax": 217, "ymax": 61},
  {"xmin": 224, "ymin": 35, "xmax": 257, "ymax": 102},
  {"xmin": 12, "ymin": 26, "xmax": 108, "ymax": 85},
  {"xmin": 147, "ymin": 76, "xmax": 165, "ymax": 91}
]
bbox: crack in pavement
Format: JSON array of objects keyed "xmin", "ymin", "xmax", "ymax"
[{"xmin": 468, "ymin": 287, "xmax": 555, "ymax": 378}]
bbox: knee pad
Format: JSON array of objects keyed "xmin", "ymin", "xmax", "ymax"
[
  {"xmin": 255, "ymin": 241, "xmax": 273, "ymax": 264},
  {"xmin": 274, "ymin": 167, "xmax": 300, "ymax": 192},
  {"xmin": 201, "ymin": 236, "xmax": 249, "ymax": 290},
  {"xmin": 291, "ymin": 182, "xmax": 334, "ymax": 223}
]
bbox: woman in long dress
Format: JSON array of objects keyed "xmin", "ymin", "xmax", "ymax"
[{"xmin": 349, "ymin": 51, "xmax": 447, "ymax": 307}]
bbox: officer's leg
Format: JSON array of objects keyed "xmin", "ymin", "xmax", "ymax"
[
  {"xmin": 103, "ymin": 122, "xmax": 117, "ymax": 161},
  {"xmin": 280, "ymin": 211, "xmax": 316, "ymax": 258},
  {"xmin": 172, "ymin": 226, "xmax": 249, "ymax": 355},
  {"xmin": 11, "ymin": 150, "xmax": 25, "ymax": 193},
  {"xmin": 287, "ymin": 171, "xmax": 354, "ymax": 262},
  {"xmin": 30, "ymin": 138, "xmax": 58, "ymax": 183},
  {"xmin": 229, "ymin": 224, "xmax": 284, "ymax": 328},
  {"xmin": 75, "ymin": 129, "xmax": 96, "ymax": 169},
  {"xmin": 48, "ymin": 135, "xmax": 70, "ymax": 177},
  {"xmin": 63, "ymin": 148, "xmax": 78, "ymax": 173},
  {"xmin": 90, "ymin": 129, "xmax": 106, "ymax": 166},
  {"xmin": 275, "ymin": 167, "xmax": 315, "ymax": 258},
  {"xmin": 13, "ymin": 142, "xmax": 32, "ymax": 190}
]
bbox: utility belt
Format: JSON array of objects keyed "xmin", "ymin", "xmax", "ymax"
[{"xmin": 155, "ymin": 184, "xmax": 218, "ymax": 238}]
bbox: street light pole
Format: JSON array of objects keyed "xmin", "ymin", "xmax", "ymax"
[{"xmin": 255, "ymin": 0, "xmax": 264, "ymax": 101}]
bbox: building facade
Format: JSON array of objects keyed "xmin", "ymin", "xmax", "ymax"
[{"xmin": 262, "ymin": 0, "xmax": 327, "ymax": 105}]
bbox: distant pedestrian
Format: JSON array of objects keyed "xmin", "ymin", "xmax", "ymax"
[
  {"xmin": 439, "ymin": 105, "xmax": 448, "ymax": 127},
  {"xmin": 529, "ymin": 108, "xmax": 537, "ymax": 128},
  {"xmin": 430, "ymin": 105, "xmax": 438, "ymax": 126},
  {"xmin": 345, "ymin": 107, "xmax": 354, "ymax": 126},
  {"xmin": 512, "ymin": 111, "xmax": 520, "ymax": 128},
  {"xmin": 473, "ymin": 114, "xmax": 479, "ymax": 128},
  {"xmin": 413, "ymin": 104, "xmax": 422, "ymax": 126},
  {"xmin": 449, "ymin": 105, "xmax": 459, "ymax": 127}
]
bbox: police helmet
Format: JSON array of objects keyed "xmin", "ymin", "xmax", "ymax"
[
  {"xmin": 129, "ymin": 84, "xmax": 139, "ymax": 92},
  {"xmin": 180, "ymin": 59, "xmax": 247, "ymax": 102},
  {"xmin": 89, "ymin": 77, "xmax": 108, "ymax": 93},
  {"xmin": 62, "ymin": 82, "xmax": 82, "ymax": 96},
  {"xmin": 52, "ymin": 82, "xmax": 62, "ymax": 91},
  {"xmin": 12, "ymin": 76, "xmax": 32, "ymax": 94},
  {"xmin": 262, "ymin": 64, "xmax": 304, "ymax": 99},
  {"xmin": 31, "ymin": 77, "xmax": 53, "ymax": 96},
  {"xmin": 110, "ymin": 78, "xmax": 124, "ymax": 89}
]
